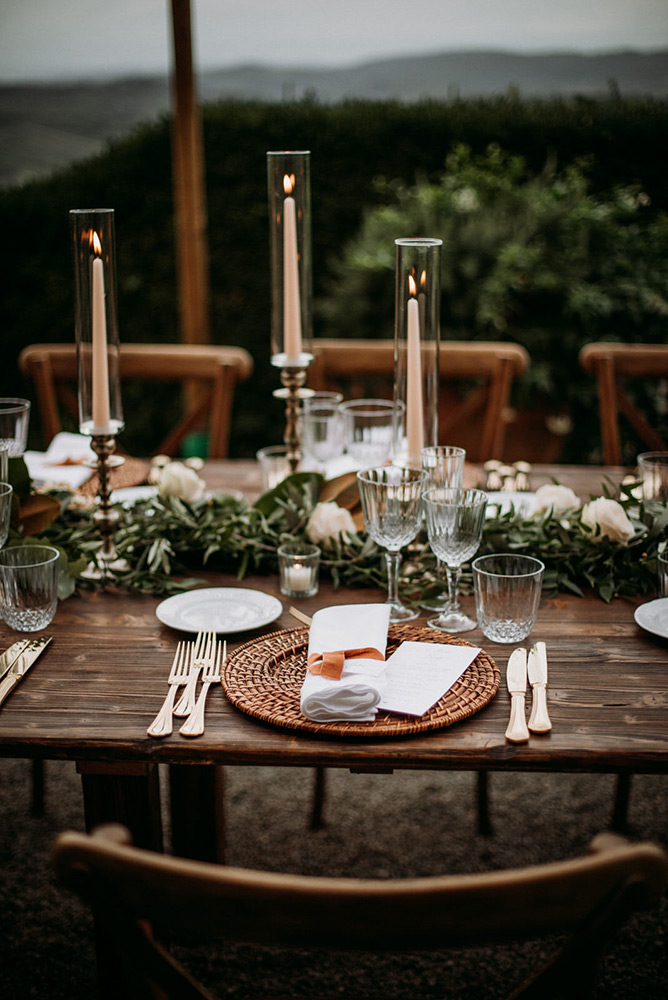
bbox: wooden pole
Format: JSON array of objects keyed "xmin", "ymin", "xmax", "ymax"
[{"xmin": 169, "ymin": 0, "xmax": 211, "ymax": 347}]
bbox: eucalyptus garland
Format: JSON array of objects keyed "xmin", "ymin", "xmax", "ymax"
[{"xmin": 9, "ymin": 470, "xmax": 667, "ymax": 605}]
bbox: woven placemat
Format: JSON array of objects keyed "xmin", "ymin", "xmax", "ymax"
[
  {"xmin": 77, "ymin": 457, "xmax": 149, "ymax": 498},
  {"xmin": 221, "ymin": 623, "xmax": 500, "ymax": 738}
]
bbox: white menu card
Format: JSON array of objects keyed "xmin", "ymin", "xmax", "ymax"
[{"xmin": 379, "ymin": 641, "xmax": 481, "ymax": 717}]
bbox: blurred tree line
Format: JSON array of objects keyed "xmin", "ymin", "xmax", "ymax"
[{"xmin": 1, "ymin": 95, "xmax": 667, "ymax": 461}]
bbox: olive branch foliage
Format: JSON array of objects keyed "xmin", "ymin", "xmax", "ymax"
[{"xmin": 13, "ymin": 472, "xmax": 667, "ymax": 605}]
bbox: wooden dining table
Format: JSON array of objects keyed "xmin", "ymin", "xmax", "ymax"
[{"xmin": 0, "ymin": 461, "xmax": 667, "ymax": 865}]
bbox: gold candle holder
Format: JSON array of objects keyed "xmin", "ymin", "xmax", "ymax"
[
  {"xmin": 89, "ymin": 433, "xmax": 125, "ymax": 568},
  {"xmin": 273, "ymin": 366, "xmax": 313, "ymax": 473}
]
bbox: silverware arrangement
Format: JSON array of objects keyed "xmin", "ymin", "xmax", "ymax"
[
  {"xmin": 505, "ymin": 640, "xmax": 552, "ymax": 743},
  {"xmin": 147, "ymin": 631, "xmax": 225, "ymax": 739}
]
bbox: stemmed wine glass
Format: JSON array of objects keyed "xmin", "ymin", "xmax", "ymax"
[
  {"xmin": 422, "ymin": 486, "xmax": 488, "ymax": 632},
  {"xmin": 0, "ymin": 482, "xmax": 12, "ymax": 549},
  {"xmin": 357, "ymin": 466, "xmax": 427, "ymax": 622},
  {"xmin": 420, "ymin": 445, "xmax": 466, "ymax": 611}
]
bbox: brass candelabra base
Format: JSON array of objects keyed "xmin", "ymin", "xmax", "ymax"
[
  {"xmin": 273, "ymin": 366, "xmax": 314, "ymax": 473},
  {"xmin": 89, "ymin": 434, "xmax": 125, "ymax": 570}
]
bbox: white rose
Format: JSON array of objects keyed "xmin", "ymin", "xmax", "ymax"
[
  {"xmin": 158, "ymin": 461, "xmax": 206, "ymax": 502},
  {"xmin": 533, "ymin": 483, "xmax": 580, "ymax": 515},
  {"xmin": 581, "ymin": 497, "xmax": 635, "ymax": 543},
  {"xmin": 306, "ymin": 502, "xmax": 357, "ymax": 546}
]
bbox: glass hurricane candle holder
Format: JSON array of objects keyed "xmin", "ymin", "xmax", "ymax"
[
  {"xmin": 394, "ymin": 238, "xmax": 441, "ymax": 466},
  {"xmin": 70, "ymin": 208, "xmax": 124, "ymax": 438},
  {"xmin": 267, "ymin": 151, "xmax": 313, "ymax": 369}
]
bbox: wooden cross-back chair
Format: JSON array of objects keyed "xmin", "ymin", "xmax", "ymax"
[
  {"xmin": 53, "ymin": 824, "xmax": 667, "ymax": 1000},
  {"xmin": 309, "ymin": 339, "xmax": 529, "ymax": 462},
  {"xmin": 579, "ymin": 343, "xmax": 668, "ymax": 465},
  {"xmin": 18, "ymin": 343, "xmax": 254, "ymax": 458}
]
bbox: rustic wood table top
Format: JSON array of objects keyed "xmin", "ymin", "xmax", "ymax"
[{"xmin": 0, "ymin": 462, "xmax": 665, "ymax": 776}]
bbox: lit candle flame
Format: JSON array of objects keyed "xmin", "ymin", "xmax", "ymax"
[
  {"xmin": 408, "ymin": 273, "xmax": 417, "ymax": 297},
  {"xmin": 283, "ymin": 173, "xmax": 296, "ymax": 195},
  {"xmin": 91, "ymin": 231, "xmax": 102, "ymax": 257},
  {"xmin": 420, "ymin": 270, "xmax": 426, "ymax": 291}
]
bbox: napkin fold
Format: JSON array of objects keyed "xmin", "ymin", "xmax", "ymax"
[
  {"xmin": 300, "ymin": 603, "xmax": 391, "ymax": 722},
  {"xmin": 24, "ymin": 432, "xmax": 95, "ymax": 490}
]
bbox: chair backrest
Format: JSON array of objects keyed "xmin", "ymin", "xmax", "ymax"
[
  {"xmin": 18, "ymin": 343, "xmax": 254, "ymax": 459},
  {"xmin": 53, "ymin": 824, "xmax": 667, "ymax": 1000},
  {"xmin": 579, "ymin": 342, "xmax": 668, "ymax": 465},
  {"xmin": 309, "ymin": 338, "xmax": 529, "ymax": 462}
]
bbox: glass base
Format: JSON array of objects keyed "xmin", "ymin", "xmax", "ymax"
[
  {"xmin": 427, "ymin": 610, "xmax": 477, "ymax": 633},
  {"xmin": 387, "ymin": 600, "xmax": 420, "ymax": 623}
]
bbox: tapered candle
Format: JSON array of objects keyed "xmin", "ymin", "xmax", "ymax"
[
  {"xmin": 406, "ymin": 273, "xmax": 424, "ymax": 465},
  {"xmin": 91, "ymin": 231, "xmax": 111, "ymax": 430},
  {"xmin": 283, "ymin": 173, "xmax": 302, "ymax": 362}
]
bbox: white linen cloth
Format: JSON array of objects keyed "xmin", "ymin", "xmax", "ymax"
[
  {"xmin": 300, "ymin": 603, "xmax": 391, "ymax": 722},
  {"xmin": 24, "ymin": 432, "xmax": 95, "ymax": 490}
]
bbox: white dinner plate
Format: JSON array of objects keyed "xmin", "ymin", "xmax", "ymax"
[
  {"xmin": 111, "ymin": 485, "xmax": 159, "ymax": 505},
  {"xmin": 156, "ymin": 587, "xmax": 283, "ymax": 634},
  {"xmin": 484, "ymin": 491, "xmax": 536, "ymax": 517},
  {"xmin": 634, "ymin": 598, "xmax": 668, "ymax": 639}
]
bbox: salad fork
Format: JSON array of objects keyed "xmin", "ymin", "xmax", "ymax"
[
  {"xmin": 146, "ymin": 643, "xmax": 192, "ymax": 738},
  {"xmin": 180, "ymin": 640, "xmax": 225, "ymax": 738},
  {"xmin": 173, "ymin": 631, "xmax": 216, "ymax": 717}
]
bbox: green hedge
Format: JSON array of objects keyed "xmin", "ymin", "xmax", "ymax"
[{"xmin": 1, "ymin": 96, "xmax": 667, "ymax": 459}]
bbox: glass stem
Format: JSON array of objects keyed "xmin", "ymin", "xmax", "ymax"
[
  {"xmin": 385, "ymin": 550, "xmax": 401, "ymax": 607},
  {"xmin": 444, "ymin": 564, "xmax": 461, "ymax": 611}
]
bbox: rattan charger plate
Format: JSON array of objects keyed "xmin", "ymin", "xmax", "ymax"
[{"xmin": 221, "ymin": 623, "xmax": 500, "ymax": 738}]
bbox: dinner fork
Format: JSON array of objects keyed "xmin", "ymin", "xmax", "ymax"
[
  {"xmin": 173, "ymin": 630, "xmax": 216, "ymax": 717},
  {"xmin": 180, "ymin": 640, "xmax": 225, "ymax": 738},
  {"xmin": 146, "ymin": 642, "xmax": 192, "ymax": 738}
]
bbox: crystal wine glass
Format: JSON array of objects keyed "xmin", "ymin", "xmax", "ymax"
[
  {"xmin": 0, "ymin": 399, "xmax": 30, "ymax": 459},
  {"xmin": 420, "ymin": 445, "xmax": 466, "ymax": 612},
  {"xmin": 0, "ymin": 482, "xmax": 12, "ymax": 549},
  {"xmin": 422, "ymin": 486, "xmax": 488, "ymax": 632},
  {"xmin": 357, "ymin": 466, "xmax": 427, "ymax": 622}
]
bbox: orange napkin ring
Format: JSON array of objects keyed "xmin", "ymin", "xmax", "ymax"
[{"xmin": 307, "ymin": 646, "xmax": 385, "ymax": 681}]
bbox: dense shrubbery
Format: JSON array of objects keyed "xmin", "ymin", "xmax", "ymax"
[{"xmin": 1, "ymin": 96, "xmax": 667, "ymax": 460}]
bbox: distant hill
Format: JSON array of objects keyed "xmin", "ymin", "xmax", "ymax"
[{"xmin": 1, "ymin": 48, "xmax": 666, "ymax": 188}]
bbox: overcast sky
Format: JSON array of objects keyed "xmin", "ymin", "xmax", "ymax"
[{"xmin": 1, "ymin": 0, "xmax": 667, "ymax": 83}]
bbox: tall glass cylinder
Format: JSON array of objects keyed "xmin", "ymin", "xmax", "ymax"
[
  {"xmin": 70, "ymin": 208, "xmax": 124, "ymax": 436},
  {"xmin": 394, "ymin": 238, "xmax": 441, "ymax": 466},
  {"xmin": 267, "ymin": 151, "xmax": 313, "ymax": 368}
]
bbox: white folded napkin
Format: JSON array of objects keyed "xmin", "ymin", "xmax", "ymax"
[
  {"xmin": 24, "ymin": 432, "xmax": 95, "ymax": 490},
  {"xmin": 300, "ymin": 603, "xmax": 391, "ymax": 722}
]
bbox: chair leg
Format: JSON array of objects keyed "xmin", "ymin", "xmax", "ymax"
[
  {"xmin": 610, "ymin": 773, "xmax": 632, "ymax": 832},
  {"xmin": 477, "ymin": 770, "xmax": 493, "ymax": 836},
  {"xmin": 31, "ymin": 758, "xmax": 45, "ymax": 817},
  {"xmin": 310, "ymin": 766, "xmax": 327, "ymax": 830}
]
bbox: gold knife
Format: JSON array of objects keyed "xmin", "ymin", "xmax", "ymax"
[
  {"xmin": 0, "ymin": 639, "xmax": 31, "ymax": 684},
  {"xmin": 0, "ymin": 635, "xmax": 53, "ymax": 709}
]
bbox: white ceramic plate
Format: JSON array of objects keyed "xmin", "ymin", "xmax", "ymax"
[
  {"xmin": 156, "ymin": 587, "xmax": 283, "ymax": 634},
  {"xmin": 634, "ymin": 598, "xmax": 668, "ymax": 639},
  {"xmin": 484, "ymin": 491, "xmax": 536, "ymax": 517},
  {"xmin": 111, "ymin": 485, "xmax": 159, "ymax": 505}
]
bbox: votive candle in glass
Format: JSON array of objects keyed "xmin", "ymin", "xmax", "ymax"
[{"xmin": 278, "ymin": 542, "xmax": 320, "ymax": 598}]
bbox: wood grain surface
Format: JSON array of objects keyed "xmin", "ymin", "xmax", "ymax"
[{"xmin": 1, "ymin": 462, "xmax": 664, "ymax": 776}]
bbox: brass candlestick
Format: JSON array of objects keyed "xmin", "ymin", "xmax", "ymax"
[
  {"xmin": 90, "ymin": 433, "xmax": 125, "ymax": 568},
  {"xmin": 273, "ymin": 366, "xmax": 313, "ymax": 473}
]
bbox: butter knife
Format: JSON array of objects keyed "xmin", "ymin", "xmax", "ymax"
[
  {"xmin": 505, "ymin": 647, "xmax": 529, "ymax": 743},
  {"xmin": 0, "ymin": 639, "xmax": 31, "ymax": 684},
  {"xmin": 528, "ymin": 641, "xmax": 552, "ymax": 733},
  {"xmin": 0, "ymin": 635, "xmax": 53, "ymax": 709}
]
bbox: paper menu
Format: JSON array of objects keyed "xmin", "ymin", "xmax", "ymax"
[{"xmin": 379, "ymin": 640, "xmax": 481, "ymax": 717}]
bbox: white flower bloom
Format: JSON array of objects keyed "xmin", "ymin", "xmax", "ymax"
[
  {"xmin": 158, "ymin": 461, "xmax": 206, "ymax": 502},
  {"xmin": 533, "ymin": 483, "xmax": 580, "ymax": 515},
  {"xmin": 306, "ymin": 502, "xmax": 357, "ymax": 546},
  {"xmin": 581, "ymin": 497, "xmax": 635, "ymax": 543}
]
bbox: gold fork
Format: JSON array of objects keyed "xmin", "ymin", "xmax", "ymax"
[
  {"xmin": 173, "ymin": 631, "xmax": 216, "ymax": 717},
  {"xmin": 146, "ymin": 643, "xmax": 192, "ymax": 738},
  {"xmin": 180, "ymin": 640, "xmax": 225, "ymax": 738}
]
